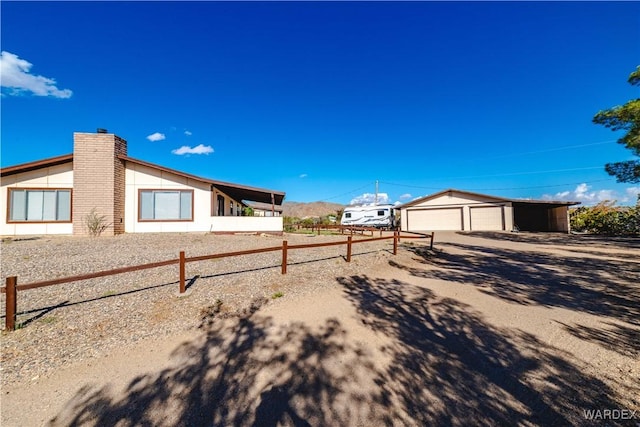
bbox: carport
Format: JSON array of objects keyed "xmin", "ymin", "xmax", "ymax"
[{"xmin": 512, "ymin": 201, "xmax": 578, "ymax": 232}]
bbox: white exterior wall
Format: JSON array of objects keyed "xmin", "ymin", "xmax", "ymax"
[
  {"xmin": 124, "ymin": 163, "xmax": 282, "ymax": 233},
  {"xmin": 1, "ymin": 164, "xmax": 74, "ymax": 236},
  {"xmin": 401, "ymin": 192, "xmax": 514, "ymax": 232},
  {"xmin": 2, "ymin": 160, "xmax": 283, "ymax": 236}
]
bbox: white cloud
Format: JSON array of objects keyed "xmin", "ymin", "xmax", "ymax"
[
  {"xmin": 299, "ymin": 173, "xmax": 308, "ymax": 178},
  {"xmin": 184, "ymin": 130, "xmax": 192, "ymax": 136},
  {"xmin": 146, "ymin": 132, "xmax": 166, "ymax": 142},
  {"xmin": 350, "ymin": 192, "xmax": 390, "ymax": 205},
  {"xmin": 541, "ymin": 183, "xmax": 637, "ymax": 205},
  {"xmin": 0, "ymin": 51, "xmax": 72, "ymax": 98},
  {"xmin": 399, "ymin": 193, "xmax": 412, "ymax": 200},
  {"xmin": 171, "ymin": 144, "xmax": 214, "ymax": 155},
  {"xmin": 625, "ymin": 187, "xmax": 640, "ymax": 204}
]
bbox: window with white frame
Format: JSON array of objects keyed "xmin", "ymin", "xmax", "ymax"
[
  {"xmin": 8, "ymin": 189, "xmax": 71, "ymax": 222},
  {"xmin": 139, "ymin": 190, "xmax": 193, "ymax": 221}
]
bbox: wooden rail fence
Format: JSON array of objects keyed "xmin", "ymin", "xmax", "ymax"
[
  {"xmin": 1, "ymin": 231, "xmax": 433, "ymax": 331},
  {"xmin": 299, "ymin": 223, "xmax": 393, "ymax": 237}
]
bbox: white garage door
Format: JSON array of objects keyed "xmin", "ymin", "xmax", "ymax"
[
  {"xmin": 407, "ymin": 208, "xmax": 463, "ymax": 231},
  {"xmin": 470, "ymin": 206, "xmax": 504, "ymax": 230}
]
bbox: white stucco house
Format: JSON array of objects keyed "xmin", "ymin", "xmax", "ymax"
[
  {"xmin": 1, "ymin": 130, "xmax": 285, "ymax": 236},
  {"xmin": 398, "ymin": 189, "xmax": 579, "ymax": 233}
]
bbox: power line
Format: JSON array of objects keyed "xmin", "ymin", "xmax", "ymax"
[
  {"xmin": 379, "ymin": 178, "xmax": 616, "ymax": 192},
  {"xmin": 381, "ymin": 166, "xmax": 604, "ymax": 184},
  {"xmin": 319, "ymin": 161, "xmax": 617, "ymax": 202},
  {"xmin": 323, "ymin": 173, "xmax": 617, "ymax": 202},
  {"xmin": 441, "ymin": 166, "xmax": 605, "ymax": 179},
  {"xmin": 320, "ymin": 182, "xmax": 374, "ymax": 202},
  {"xmin": 472, "ymin": 140, "xmax": 617, "ymax": 161}
]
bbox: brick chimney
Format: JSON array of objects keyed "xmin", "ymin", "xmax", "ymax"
[{"xmin": 72, "ymin": 130, "xmax": 127, "ymax": 236}]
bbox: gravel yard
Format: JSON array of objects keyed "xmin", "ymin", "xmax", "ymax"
[
  {"xmin": 2, "ymin": 231, "xmax": 638, "ymax": 426},
  {"xmin": 0, "ymin": 231, "xmax": 399, "ymax": 386}
]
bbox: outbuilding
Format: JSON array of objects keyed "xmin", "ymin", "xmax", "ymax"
[{"xmin": 398, "ymin": 189, "xmax": 579, "ymax": 233}]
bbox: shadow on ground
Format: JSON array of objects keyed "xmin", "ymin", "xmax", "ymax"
[
  {"xmin": 394, "ymin": 241, "xmax": 640, "ymax": 327},
  {"xmin": 456, "ymin": 231, "xmax": 640, "ymax": 250},
  {"xmin": 49, "ymin": 275, "xmax": 631, "ymax": 426},
  {"xmin": 339, "ymin": 275, "xmax": 633, "ymax": 426},
  {"xmin": 391, "ymin": 237, "xmax": 640, "ymax": 401}
]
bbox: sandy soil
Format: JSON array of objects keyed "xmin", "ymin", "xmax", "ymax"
[{"xmin": 1, "ymin": 231, "xmax": 639, "ymax": 426}]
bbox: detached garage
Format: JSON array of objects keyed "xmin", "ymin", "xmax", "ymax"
[{"xmin": 398, "ymin": 189, "xmax": 579, "ymax": 233}]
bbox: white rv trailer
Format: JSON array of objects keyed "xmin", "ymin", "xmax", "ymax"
[{"xmin": 340, "ymin": 204, "xmax": 397, "ymax": 229}]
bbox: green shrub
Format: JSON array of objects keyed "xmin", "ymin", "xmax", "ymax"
[{"xmin": 570, "ymin": 201, "xmax": 639, "ymax": 235}]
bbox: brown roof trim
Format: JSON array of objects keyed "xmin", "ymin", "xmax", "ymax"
[
  {"xmin": 511, "ymin": 199, "xmax": 581, "ymax": 206},
  {"xmin": 119, "ymin": 155, "xmax": 285, "ymax": 204},
  {"xmin": 244, "ymin": 201, "xmax": 284, "ymax": 212},
  {"xmin": 398, "ymin": 188, "xmax": 580, "ymax": 208},
  {"xmin": 1, "ymin": 152, "xmax": 285, "ymax": 204},
  {"xmin": 1, "ymin": 154, "xmax": 74, "ymax": 177},
  {"xmin": 120, "ymin": 155, "xmax": 214, "ymax": 185},
  {"xmin": 397, "ymin": 188, "xmax": 504, "ymax": 208}
]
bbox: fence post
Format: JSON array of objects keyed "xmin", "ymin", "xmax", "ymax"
[
  {"xmin": 430, "ymin": 231, "xmax": 434, "ymax": 250},
  {"xmin": 393, "ymin": 231, "xmax": 398, "ymax": 255},
  {"xmin": 5, "ymin": 276, "xmax": 17, "ymax": 331},
  {"xmin": 179, "ymin": 251, "xmax": 186, "ymax": 293},
  {"xmin": 347, "ymin": 236, "xmax": 352, "ymax": 262},
  {"xmin": 282, "ymin": 240, "xmax": 288, "ymax": 274}
]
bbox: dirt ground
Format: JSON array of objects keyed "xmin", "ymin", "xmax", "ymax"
[{"xmin": 1, "ymin": 231, "xmax": 639, "ymax": 426}]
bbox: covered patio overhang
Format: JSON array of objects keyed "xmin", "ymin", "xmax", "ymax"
[
  {"xmin": 210, "ymin": 180, "xmax": 285, "ymax": 207},
  {"xmin": 512, "ymin": 200, "xmax": 580, "ymax": 232}
]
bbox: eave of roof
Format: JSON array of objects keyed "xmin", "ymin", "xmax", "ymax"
[
  {"xmin": 397, "ymin": 188, "xmax": 580, "ymax": 208},
  {"xmin": 1, "ymin": 153, "xmax": 285, "ymax": 205},
  {"xmin": 511, "ymin": 199, "xmax": 581, "ymax": 207},
  {"xmin": 0, "ymin": 154, "xmax": 73, "ymax": 177},
  {"xmin": 397, "ymin": 188, "xmax": 503, "ymax": 208},
  {"xmin": 120, "ymin": 155, "xmax": 285, "ymax": 205},
  {"xmin": 244, "ymin": 201, "xmax": 284, "ymax": 211}
]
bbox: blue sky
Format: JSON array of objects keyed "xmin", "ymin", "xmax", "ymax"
[{"xmin": 1, "ymin": 1, "xmax": 639, "ymax": 206}]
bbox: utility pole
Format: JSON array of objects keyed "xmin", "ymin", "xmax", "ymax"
[{"xmin": 375, "ymin": 180, "xmax": 379, "ymax": 205}]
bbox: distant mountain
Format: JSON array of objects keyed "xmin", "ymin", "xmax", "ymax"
[{"xmin": 282, "ymin": 201, "xmax": 344, "ymax": 219}]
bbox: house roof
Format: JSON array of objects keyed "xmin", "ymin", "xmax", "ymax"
[
  {"xmin": 397, "ymin": 188, "xmax": 580, "ymax": 208},
  {"xmin": 120, "ymin": 156, "xmax": 285, "ymax": 205},
  {"xmin": 0, "ymin": 153, "xmax": 285, "ymax": 205},
  {"xmin": 0, "ymin": 154, "xmax": 73, "ymax": 177}
]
